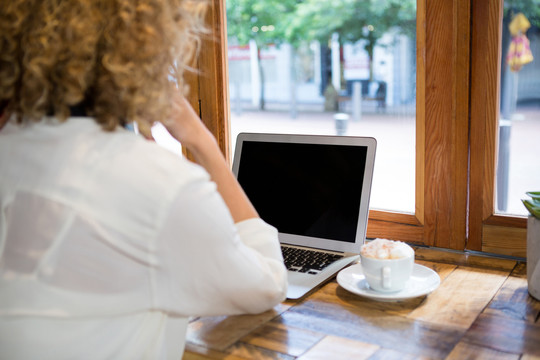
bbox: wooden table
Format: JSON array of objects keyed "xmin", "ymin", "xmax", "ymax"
[{"xmin": 183, "ymin": 247, "xmax": 540, "ymax": 359}]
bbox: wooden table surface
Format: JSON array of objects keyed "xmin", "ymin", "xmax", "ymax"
[{"xmin": 183, "ymin": 247, "xmax": 540, "ymax": 360}]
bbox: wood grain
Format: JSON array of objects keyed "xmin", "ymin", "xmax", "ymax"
[
  {"xmin": 464, "ymin": 313, "xmax": 540, "ymax": 356},
  {"xmin": 407, "ymin": 267, "xmax": 509, "ymax": 329},
  {"xmin": 184, "ymin": 249, "xmax": 540, "ymax": 360},
  {"xmin": 422, "ymin": 0, "xmax": 470, "ymax": 250},
  {"xmin": 183, "ymin": 342, "xmax": 245, "ymax": 360},
  {"xmin": 240, "ymin": 319, "xmax": 324, "ymax": 357},
  {"xmin": 446, "ymin": 342, "xmax": 520, "ymax": 360},
  {"xmin": 450, "ymin": 0, "xmax": 471, "ymax": 251},
  {"xmin": 368, "ymin": 210, "xmax": 422, "ymax": 226},
  {"xmin": 185, "ymin": 342, "xmax": 294, "ymax": 360},
  {"xmin": 297, "ymin": 335, "xmax": 379, "ymax": 360},
  {"xmin": 366, "ymin": 219, "xmax": 424, "ymax": 244},
  {"xmin": 414, "ymin": 246, "xmax": 517, "ymax": 271},
  {"xmin": 228, "ymin": 342, "xmax": 295, "ymax": 360},
  {"xmin": 482, "ymin": 224, "xmax": 527, "ymax": 258},
  {"xmin": 512, "ymin": 262, "xmax": 527, "ymax": 277},
  {"xmin": 316, "ymin": 281, "xmax": 427, "ymax": 316},
  {"xmin": 278, "ymin": 284, "xmax": 463, "ymax": 359},
  {"xmin": 484, "ymin": 264, "xmax": 540, "ymax": 323},
  {"xmin": 186, "ymin": 304, "xmax": 289, "ymax": 351},
  {"xmin": 415, "ymin": 260, "xmax": 456, "ymax": 282},
  {"xmin": 522, "ymin": 355, "xmax": 540, "ymax": 360},
  {"xmin": 415, "ymin": 0, "xmax": 426, "ymax": 229},
  {"xmin": 189, "ymin": 0, "xmax": 231, "ymax": 162},
  {"xmin": 368, "ymin": 348, "xmax": 433, "ymax": 360},
  {"xmin": 468, "ymin": 0, "xmax": 524, "ymax": 256},
  {"xmin": 423, "ymin": 0, "xmax": 454, "ymax": 248},
  {"xmin": 485, "ymin": 215, "xmax": 528, "ymax": 228}
]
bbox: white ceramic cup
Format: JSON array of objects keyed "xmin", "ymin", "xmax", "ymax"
[{"xmin": 360, "ymin": 239, "xmax": 414, "ymax": 292}]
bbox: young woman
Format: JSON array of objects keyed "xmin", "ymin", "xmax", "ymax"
[{"xmin": 0, "ymin": 1, "xmax": 287, "ymax": 358}]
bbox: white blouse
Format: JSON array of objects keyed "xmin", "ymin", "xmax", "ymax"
[{"xmin": 0, "ymin": 118, "xmax": 287, "ymax": 359}]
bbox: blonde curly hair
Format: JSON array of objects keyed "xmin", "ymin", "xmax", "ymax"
[{"xmin": 0, "ymin": 0, "xmax": 207, "ymax": 137}]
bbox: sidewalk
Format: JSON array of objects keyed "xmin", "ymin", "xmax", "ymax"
[
  {"xmin": 230, "ymin": 108, "xmax": 417, "ymax": 214},
  {"xmin": 230, "ymin": 102, "xmax": 540, "ymax": 216}
]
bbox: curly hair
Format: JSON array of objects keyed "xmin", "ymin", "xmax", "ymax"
[{"xmin": 0, "ymin": 0, "xmax": 207, "ymax": 137}]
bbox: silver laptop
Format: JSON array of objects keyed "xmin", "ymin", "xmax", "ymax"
[{"xmin": 232, "ymin": 133, "xmax": 377, "ymax": 299}]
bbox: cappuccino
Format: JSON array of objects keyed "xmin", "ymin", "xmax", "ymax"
[
  {"xmin": 360, "ymin": 239, "xmax": 415, "ymax": 292},
  {"xmin": 361, "ymin": 239, "xmax": 414, "ymax": 260}
]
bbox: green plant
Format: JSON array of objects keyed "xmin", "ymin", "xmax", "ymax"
[{"xmin": 523, "ymin": 191, "xmax": 540, "ymax": 219}]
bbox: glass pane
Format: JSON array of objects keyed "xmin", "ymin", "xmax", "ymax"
[
  {"xmin": 226, "ymin": 1, "xmax": 417, "ymax": 213},
  {"xmin": 497, "ymin": 4, "xmax": 540, "ymax": 216}
]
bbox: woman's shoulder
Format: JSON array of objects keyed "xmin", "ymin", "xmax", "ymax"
[
  {"xmin": 103, "ymin": 126, "xmax": 210, "ymax": 191},
  {"xmin": 77, "ymin": 121, "xmax": 213, "ymax": 234}
]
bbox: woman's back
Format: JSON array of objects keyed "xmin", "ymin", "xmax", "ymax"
[
  {"xmin": 0, "ymin": 1, "xmax": 287, "ymax": 358},
  {"xmin": 0, "ymin": 118, "xmax": 287, "ymax": 359}
]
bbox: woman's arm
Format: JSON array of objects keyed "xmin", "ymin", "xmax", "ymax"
[
  {"xmin": 156, "ymin": 92, "xmax": 287, "ymax": 315},
  {"xmin": 161, "ymin": 92, "xmax": 258, "ymax": 223}
]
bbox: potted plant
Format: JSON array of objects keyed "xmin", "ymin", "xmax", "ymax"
[{"xmin": 523, "ymin": 191, "xmax": 540, "ymax": 300}]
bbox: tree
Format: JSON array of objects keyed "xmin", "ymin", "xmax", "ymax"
[
  {"xmin": 340, "ymin": 0, "xmax": 415, "ymax": 81},
  {"xmin": 504, "ymin": 0, "xmax": 540, "ymax": 27},
  {"xmin": 227, "ymin": 0, "xmax": 416, "ymax": 108},
  {"xmin": 286, "ymin": 0, "xmax": 415, "ymax": 82},
  {"xmin": 226, "ymin": 0, "xmax": 296, "ymax": 110}
]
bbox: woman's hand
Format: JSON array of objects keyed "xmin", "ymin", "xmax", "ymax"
[{"xmin": 163, "ymin": 91, "xmax": 217, "ymax": 155}]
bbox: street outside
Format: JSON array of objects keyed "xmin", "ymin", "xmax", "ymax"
[
  {"xmin": 152, "ymin": 101, "xmax": 538, "ymax": 217},
  {"xmin": 229, "ymin": 102, "xmax": 540, "ymax": 217}
]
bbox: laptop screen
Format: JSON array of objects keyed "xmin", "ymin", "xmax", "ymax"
[{"xmin": 233, "ymin": 133, "xmax": 376, "ymax": 253}]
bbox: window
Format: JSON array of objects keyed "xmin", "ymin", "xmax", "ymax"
[
  {"xmin": 468, "ymin": 0, "xmax": 538, "ymax": 257},
  {"xmin": 189, "ymin": 0, "xmax": 530, "ymax": 256},
  {"xmin": 226, "ymin": 1, "xmax": 417, "ymax": 214},
  {"xmin": 495, "ymin": 5, "xmax": 540, "ymax": 217}
]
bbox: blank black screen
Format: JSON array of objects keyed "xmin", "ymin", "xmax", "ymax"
[{"xmin": 237, "ymin": 141, "xmax": 367, "ymax": 242}]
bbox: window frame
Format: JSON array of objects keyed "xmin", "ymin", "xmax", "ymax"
[
  {"xmin": 187, "ymin": 0, "xmax": 527, "ymax": 256},
  {"xmin": 468, "ymin": 0, "xmax": 527, "ymax": 257}
]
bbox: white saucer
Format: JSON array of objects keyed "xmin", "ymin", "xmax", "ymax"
[{"xmin": 337, "ymin": 263, "xmax": 441, "ymax": 302}]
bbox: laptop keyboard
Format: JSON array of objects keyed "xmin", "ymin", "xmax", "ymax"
[{"xmin": 281, "ymin": 246, "xmax": 344, "ymax": 275}]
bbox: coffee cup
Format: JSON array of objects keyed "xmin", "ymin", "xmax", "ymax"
[{"xmin": 360, "ymin": 239, "xmax": 414, "ymax": 292}]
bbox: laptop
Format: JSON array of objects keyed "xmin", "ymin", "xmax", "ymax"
[{"xmin": 232, "ymin": 133, "xmax": 377, "ymax": 299}]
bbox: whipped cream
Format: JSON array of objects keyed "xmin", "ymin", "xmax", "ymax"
[{"xmin": 361, "ymin": 239, "xmax": 414, "ymax": 260}]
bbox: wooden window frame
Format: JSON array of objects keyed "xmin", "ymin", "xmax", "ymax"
[
  {"xmin": 187, "ymin": 0, "xmax": 526, "ymax": 256},
  {"xmin": 468, "ymin": 0, "xmax": 527, "ymax": 257},
  {"xmin": 184, "ymin": 0, "xmax": 231, "ymax": 162}
]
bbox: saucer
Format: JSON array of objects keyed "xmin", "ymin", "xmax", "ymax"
[{"xmin": 337, "ymin": 263, "xmax": 440, "ymax": 302}]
